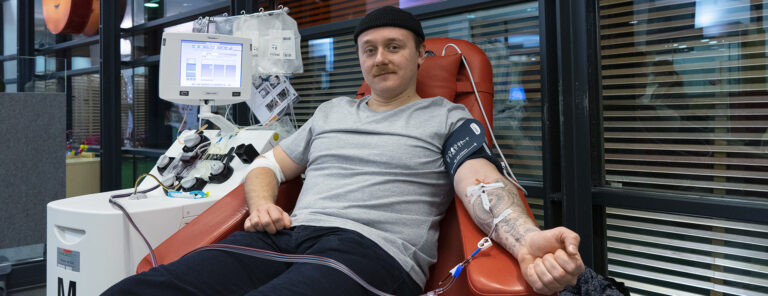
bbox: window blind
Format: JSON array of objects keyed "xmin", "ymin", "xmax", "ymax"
[
  {"xmin": 134, "ymin": 73, "xmax": 148, "ymax": 147},
  {"xmin": 71, "ymin": 74, "xmax": 101, "ymax": 145},
  {"xmin": 600, "ymin": 0, "xmax": 768, "ymax": 198},
  {"xmin": 607, "ymin": 207, "xmax": 768, "ymax": 295},
  {"xmin": 122, "ymin": 71, "xmax": 148, "ymax": 147}
]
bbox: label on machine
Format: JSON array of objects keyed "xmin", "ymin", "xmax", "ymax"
[{"xmin": 56, "ymin": 248, "xmax": 81, "ymax": 272}]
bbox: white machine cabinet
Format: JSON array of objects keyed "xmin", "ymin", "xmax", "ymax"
[{"xmin": 47, "ymin": 128, "xmax": 280, "ymax": 296}]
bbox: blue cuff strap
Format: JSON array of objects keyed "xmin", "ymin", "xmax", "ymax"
[{"xmin": 443, "ymin": 119, "xmax": 503, "ymax": 179}]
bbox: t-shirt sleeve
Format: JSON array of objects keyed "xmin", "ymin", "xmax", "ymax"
[
  {"xmin": 445, "ymin": 102, "xmax": 474, "ymax": 135},
  {"xmin": 279, "ymin": 112, "xmax": 316, "ymax": 167}
]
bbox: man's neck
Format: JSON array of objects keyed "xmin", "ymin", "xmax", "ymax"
[{"xmin": 367, "ymin": 90, "xmax": 422, "ymax": 111}]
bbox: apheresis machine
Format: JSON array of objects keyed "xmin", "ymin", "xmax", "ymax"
[{"xmin": 46, "ymin": 32, "xmax": 282, "ymax": 296}]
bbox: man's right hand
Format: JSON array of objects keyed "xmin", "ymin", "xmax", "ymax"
[
  {"xmin": 516, "ymin": 227, "xmax": 584, "ymax": 294},
  {"xmin": 243, "ymin": 203, "xmax": 292, "ymax": 234}
]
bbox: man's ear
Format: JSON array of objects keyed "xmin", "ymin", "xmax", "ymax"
[{"xmin": 417, "ymin": 43, "xmax": 427, "ymax": 65}]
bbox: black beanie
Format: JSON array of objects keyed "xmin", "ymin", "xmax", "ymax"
[{"xmin": 353, "ymin": 6, "xmax": 425, "ymax": 44}]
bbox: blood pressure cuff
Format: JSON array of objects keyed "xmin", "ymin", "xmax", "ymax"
[{"xmin": 443, "ymin": 119, "xmax": 504, "ymax": 179}]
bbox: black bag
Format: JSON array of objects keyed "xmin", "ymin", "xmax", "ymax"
[{"xmin": 559, "ymin": 267, "xmax": 630, "ymax": 296}]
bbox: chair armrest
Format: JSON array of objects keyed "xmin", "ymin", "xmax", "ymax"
[
  {"xmin": 427, "ymin": 190, "xmax": 541, "ymax": 296},
  {"xmin": 455, "ymin": 196, "xmax": 539, "ymax": 296},
  {"xmin": 136, "ymin": 179, "xmax": 303, "ymax": 273}
]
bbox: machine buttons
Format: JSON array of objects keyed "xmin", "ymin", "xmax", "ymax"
[
  {"xmin": 234, "ymin": 143, "xmax": 259, "ymax": 164},
  {"xmin": 180, "ymin": 151, "xmax": 197, "ymax": 163},
  {"xmin": 179, "ymin": 134, "xmax": 209, "ymax": 163},
  {"xmin": 180, "ymin": 176, "xmax": 207, "ymax": 191},
  {"xmin": 182, "ymin": 133, "xmax": 209, "ymax": 153},
  {"xmin": 156, "ymin": 155, "xmax": 174, "ymax": 174},
  {"xmin": 157, "ymin": 155, "xmax": 171, "ymax": 167},
  {"xmin": 210, "ymin": 161, "xmax": 225, "ymax": 175},
  {"xmin": 182, "ymin": 134, "xmax": 202, "ymax": 151},
  {"xmin": 161, "ymin": 175, "xmax": 177, "ymax": 188},
  {"xmin": 208, "ymin": 161, "xmax": 234, "ymax": 184}
]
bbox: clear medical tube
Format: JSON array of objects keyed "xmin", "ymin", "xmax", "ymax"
[{"xmin": 189, "ymin": 244, "xmax": 461, "ymax": 296}]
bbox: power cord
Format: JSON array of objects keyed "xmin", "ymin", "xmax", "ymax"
[{"xmin": 109, "ymin": 173, "xmax": 169, "ymax": 268}]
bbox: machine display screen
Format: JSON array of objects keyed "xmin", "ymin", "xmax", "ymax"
[{"xmin": 179, "ymin": 40, "xmax": 243, "ymax": 88}]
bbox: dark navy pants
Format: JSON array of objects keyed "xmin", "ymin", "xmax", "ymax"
[{"xmin": 103, "ymin": 226, "xmax": 422, "ymax": 296}]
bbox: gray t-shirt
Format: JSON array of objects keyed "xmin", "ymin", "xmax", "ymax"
[{"xmin": 280, "ymin": 96, "xmax": 472, "ymax": 286}]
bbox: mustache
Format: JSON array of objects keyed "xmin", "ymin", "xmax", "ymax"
[{"xmin": 372, "ymin": 66, "xmax": 396, "ymax": 76}]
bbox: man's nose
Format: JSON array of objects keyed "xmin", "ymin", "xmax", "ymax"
[{"xmin": 374, "ymin": 49, "xmax": 389, "ymax": 65}]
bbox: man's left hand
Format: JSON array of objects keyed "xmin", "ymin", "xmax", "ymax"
[{"xmin": 515, "ymin": 227, "xmax": 585, "ymax": 294}]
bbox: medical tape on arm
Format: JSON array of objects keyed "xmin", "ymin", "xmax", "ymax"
[
  {"xmin": 466, "ymin": 182, "xmax": 512, "ymax": 233},
  {"xmin": 251, "ymin": 150, "xmax": 286, "ymax": 184}
]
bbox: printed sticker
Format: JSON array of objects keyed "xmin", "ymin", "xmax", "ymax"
[
  {"xmin": 57, "ymin": 248, "xmax": 80, "ymax": 272},
  {"xmin": 280, "ymin": 30, "xmax": 295, "ymax": 60},
  {"xmin": 268, "ymin": 30, "xmax": 283, "ymax": 59}
]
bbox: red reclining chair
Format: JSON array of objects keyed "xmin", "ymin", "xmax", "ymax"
[{"xmin": 137, "ymin": 38, "xmax": 540, "ymax": 296}]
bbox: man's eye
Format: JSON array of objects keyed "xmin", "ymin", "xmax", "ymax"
[
  {"xmin": 389, "ymin": 45, "xmax": 400, "ymax": 51},
  {"xmin": 365, "ymin": 48, "xmax": 375, "ymax": 54}
]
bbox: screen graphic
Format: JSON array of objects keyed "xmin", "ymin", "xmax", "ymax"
[{"xmin": 179, "ymin": 40, "xmax": 243, "ymax": 88}]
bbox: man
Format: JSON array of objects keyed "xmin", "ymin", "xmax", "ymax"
[{"xmin": 105, "ymin": 6, "xmax": 584, "ymax": 295}]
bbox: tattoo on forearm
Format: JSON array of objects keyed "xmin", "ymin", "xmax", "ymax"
[{"xmin": 463, "ymin": 177, "xmax": 538, "ymax": 254}]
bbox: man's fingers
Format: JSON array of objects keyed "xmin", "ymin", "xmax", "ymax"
[
  {"xmin": 554, "ymin": 249, "xmax": 585, "ymax": 283},
  {"xmin": 541, "ymin": 253, "xmax": 570, "ymax": 288},
  {"xmin": 258, "ymin": 210, "xmax": 277, "ymax": 234},
  {"xmin": 558, "ymin": 227, "xmax": 581, "ymax": 255},
  {"xmin": 281, "ymin": 211, "xmax": 292, "ymax": 229},
  {"xmin": 245, "ymin": 205, "xmax": 289, "ymax": 234},
  {"xmin": 533, "ymin": 257, "xmax": 560, "ymax": 293},
  {"xmin": 243, "ymin": 216, "xmax": 253, "ymax": 231},
  {"xmin": 525, "ymin": 263, "xmax": 550, "ymax": 295},
  {"xmin": 267, "ymin": 207, "xmax": 285, "ymax": 230},
  {"xmin": 244, "ymin": 215, "xmax": 261, "ymax": 232}
]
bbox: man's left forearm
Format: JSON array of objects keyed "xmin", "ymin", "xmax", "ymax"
[
  {"xmin": 479, "ymin": 177, "xmax": 539, "ymax": 258},
  {"xmin": 455, "ymin": 159, "xmax": 585, "ymax": 294},
  {"xmin": 454, "ymin": 159, "xmax": 539, "ymax": 259}
]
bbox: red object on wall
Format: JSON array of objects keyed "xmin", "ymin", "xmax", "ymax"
[
  {"xmin": 43, "ymin": 0, "xmax": 93, "ymax": 34},
  {"xmin": 82, "ymin": 0, "xmax": 127, "ymax": 37},
  {"xmin": 43, "ymin": 0, "xmax": 126, "ymax": 36}
]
